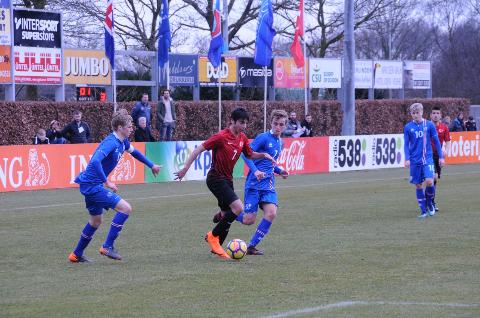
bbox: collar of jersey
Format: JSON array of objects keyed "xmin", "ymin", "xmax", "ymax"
[{"xmin": 113, "ymin": 131, "xmax": 125, "ymax": 142}]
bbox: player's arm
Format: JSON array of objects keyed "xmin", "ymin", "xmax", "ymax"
[
  {"xmin": 403, "ymin": 126, "xmax": 410, "ymax": 168},
  {"xmin": 430, "ymin": 123, "xmax": 445, "ymax": 165},
  {"xmin": 242, "ymin": 135, "xmax": 266, "ymax": 180},
  {"xmin": 127, "ymin": 145, "xmax": 161, "ymax": 176},
  {"xmin": 174, "ymin": 144, "xmax": 206, "ymax": 181},
  {"xmin": 443, "ymin": 126, "xmax": 451, "ymax": 156}
]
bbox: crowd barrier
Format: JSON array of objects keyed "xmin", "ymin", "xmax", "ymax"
[{"xmin": 1, "ymin": 132, "xmax": 478, "ymax": 192}]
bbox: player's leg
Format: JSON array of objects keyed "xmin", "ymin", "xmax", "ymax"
[
  {"xmin": 237, "ymin": 187, "xmax": 259, "ymax": 225},
  {"xmin": 99, "ymin": 198, "xmax": 132, "ymax": 260},
  {"xmin": 410, "ymin": 164, "xmax": 427, "ymax": 218},
  {"xmin": 423, "ymin": 163, "xmax": 436, "ymax": 216},
  {"xmin": 432, "ymin": 154, "xmax": 441, "ymax": 211},
  {"xmin": 247, "ymin": 190, "xmax": 278, "ymax": 255}
]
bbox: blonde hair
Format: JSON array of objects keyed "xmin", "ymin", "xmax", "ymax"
[
  {"xmin": 409, "ymin": 103, "xmax": 423, "ymax": 112},
  {"xmin": 111, "ymin": 109, "xmax": 132, "ymax": 130},
  {"xmin": 270, "ymin": 109, "xmax": 288, "ymax": 122}
]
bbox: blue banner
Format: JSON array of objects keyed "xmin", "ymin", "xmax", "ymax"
[
  {"xmin": 158, "ymin": 54, "xmax": 198, "ymax": 87},
  {"xmin": 237, "ymin": 57, "xmax": 273, "ymax": 87}
]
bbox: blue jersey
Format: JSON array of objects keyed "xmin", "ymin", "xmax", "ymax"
[
  {"xmin": 243, "ymin": 131, "xmax": 283, "ymax": 190},
  {"xmin": 75, "ymin": 133, "xmax": 133, "ymax": 185},
  {"xmin": 404, "ymin": 119, "xmax": 443, "ymax": 165}
]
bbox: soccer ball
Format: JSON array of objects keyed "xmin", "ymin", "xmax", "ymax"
[{"xmin": 226, "ymin": 239, "xmax": 248, "ymax": 260}]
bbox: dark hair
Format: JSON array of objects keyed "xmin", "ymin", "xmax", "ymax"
[
  {"xmin": 432, "ymin": 106, "xmax": 441, "ymax": 111},
  {"xmin": 73, "ymin": 110, "xmax": 82, "ymax": 115},
  {"xmin": 231, "ymin": 107, "xmax": 249, "ymax": 122}
]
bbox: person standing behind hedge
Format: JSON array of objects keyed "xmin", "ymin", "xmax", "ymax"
[
  {"xmin": 131, "ymin": 93, "xmax": 152, "ymax": 128},
  {"xmin": 61, "ymin": 110, "xmax": 91, "ymax": 144},
  {"xmin": 46, "ymin": 120, "xmax": 67, "ymax": 144},
  {"xmin": 32, "ymin": 128, "xmax": 50, "ymax": 144},
  {"xmin": 156, "ymin": 89, "xmax": 176, "ymax": 141}
]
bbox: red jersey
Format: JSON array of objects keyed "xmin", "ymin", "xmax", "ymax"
[
  {"xmin": 431, "ymin": 122, "xmax": 451, "ymax": 154},
  {"xmin": 203, "ymin": 128, "xmax": 253, "ymax": 180}
]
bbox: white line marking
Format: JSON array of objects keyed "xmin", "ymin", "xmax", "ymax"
[
  {"xmin": 261, "ymin": 300, "xmax": 480, "ymax": 318},
  {"xmin": 1, "ymin": 170, "xmax": 478, "ymax": 212}
]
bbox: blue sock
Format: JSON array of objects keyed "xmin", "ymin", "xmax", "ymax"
[
  {"xmin": 249, "ymin": 218, "xmax": 272, "ymax": 248},
  {"xmin": 425, "ymin": 185, "xmax": 435, "ymax": 208},
  {"xmin": 416, "ymin": 188, "xmax": 426, "ymax": 214},
  {"xmin": 236, "ymin": 212, "xmax": 244, "ymax": 223},
  {"xmin": 73, "ymin": 222, "xmax": 97, "ymax": 257},
  {"xmin": 103, "ymin": 212, "xmax": 129, "ymax": 249}
]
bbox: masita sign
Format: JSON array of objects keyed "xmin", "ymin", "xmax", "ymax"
[
  {"xmin": 64, "ymin": 49, "xmax": 111, "ymax": 85},
  {"xmin": 237, "ymin": 57, "xmax": 273, "ymax": 87}
]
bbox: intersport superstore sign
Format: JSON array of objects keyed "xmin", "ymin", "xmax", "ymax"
[
  {"xmin": 13, "ymin": 9, "xmax": 61, "ymax": 48},
  {"xmin": 329, "ymin": 134, "xmax": 405, "ymax": 171}
]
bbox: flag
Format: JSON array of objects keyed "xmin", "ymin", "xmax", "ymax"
[
  {"xmin": 254, "ymin": 0, "xmax": 276, "ymax": 66},
  {"xmin": 104, "ymin": 0, "xmax": 115, "ymax": 70},
  {"xmin": 290, "ymin": 0, "xmax": 304, "ymax": 68},
  {"xmin": 158, "ymin": 0, "xmax": 171, "ymax": 68},
  {"xmin": 208, "ymin": 0, "xmax": 223, "ymax": 68}
]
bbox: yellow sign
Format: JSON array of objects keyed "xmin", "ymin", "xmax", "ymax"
[
  {"xmin": 199, "ymin": 56, "xmax": 237, "ymax": 85},
  {"xmin": 64, "ymin": 49, "xmax": 111, "ymax": 85}
]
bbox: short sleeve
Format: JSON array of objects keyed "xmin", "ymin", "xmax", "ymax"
[
  {"xmin": 202, "ymin": 133, "xmax": 222, "ymax": 150},
  {"xmin": 242, "ymin": 134, "xmax": 253, "ymax": 157}
]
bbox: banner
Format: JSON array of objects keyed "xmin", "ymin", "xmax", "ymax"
[
  {"xmin": 145, "ymin": 141, "xmax": 244, "ymax": 182},
  {"xmin": 0, "ymin": 45, "xmax": 11, "ymax": 82},
  {"xmin": 199, "ymin": 55, "xmax": 237, "ymax": 86},
  {"xmin": 158, "ymin": 53, "xmax": 198, "ymax": 86},
  {"xmin": 403, "ymin": 60, "xmax": 431, "ymax": 89},
  {"xmin": 274, "ymin": 57, "xmax": 308, "ymax": 88},
  {"xmin": 373, "ymin": 60, "xmax": 403, "ymax": 89},
  {"xmin": 13, "ymin": 9, "xmax": 61, "ymax": 48},
  {"xmin": 0, "ymin": 143, "xmax": 145, "ymax": 193},
  {"xmin": 445, "ymin": 132, "xmax": 480, "ymax": 165},
  {"xmin": 237, "ymin": 56, "xmax": 273, "ymax": 87},
  {"xmin": 329, "ymin": 134, "xmax": 404, "ymax": 172},
  {"xmin": 0, "ymin": 0, "xmax": 11, "ymax": 45},
  {"xmin": 64, "ymin": 49, "xmax": 111, "ymax": 85},
  {"xmin": 309, "ymin": 58, "xmax": 341, "ymax": 88},
  {"xmin": 354, "ymin": 60, "xmax": 373, "ymax": 89},
  {"xmin": 14, "ymin": 46, "xmax": 61, "ymax": 84}
]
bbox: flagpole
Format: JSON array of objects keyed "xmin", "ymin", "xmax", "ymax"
[
  {"xmin": 113, "ymin": 67, "xmax": 117, "ymax": 113},
  {"xmin": 302, "ymin": 0, "xmax": 307, "ymax": 116},
  {"xmin": 263, "ymin": 66, "xmax": 267, "ymax": 132},
  {"xmin": 218, "ymin": 66, "xmax": 222, "ymax": 132},
  {"xmin": 166, "ymin": 61, "xmax": 170, "ymax": 90}
]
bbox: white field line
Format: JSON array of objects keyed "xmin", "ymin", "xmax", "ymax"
[
  {"xmin": 1, "ymin": 170, "xmax": 478, "ymax": 213},
  {"xmin": 260, "ymin": 300, "xmax": 480, "ymax": 318}
]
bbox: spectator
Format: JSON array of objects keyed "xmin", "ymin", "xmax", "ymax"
[
  {"xmin": 46, "ymin": 120, "xmax": 67, "ymax": 144},
  {"xmin": 281, "ymin": 111, "xmax": 304, "ymax": 138},
  {"xmin": 61, "ymin": 110, "xmax": 91, "ymax": 144},
  {"xmin": 465, "ymin": 116, "xmax": 477, "ymax": 131},
  {"xmin": 131, "ymin": 93, "xmax": 152, "ymax": 128},
  {"xmin": 32, "ymin": 128, "xmax": 50, "ymax": 144},
  {"xmin": 301, "ymin": 114, "xmax": 314, "ymax": 137},
  {"xmin": 442, "ymin": 115, "xmax": 451, "ymax": 126},
  {"xmin": 134, "ymin": 117, "xmax": 156, "ymax": 142},
  {"xmin": 449, "ymin": 112, "xmax": 466, "ymax": 132},
  {"xmin": 156, "ymin": 89, "xmax": 176, "ymax": 141}
]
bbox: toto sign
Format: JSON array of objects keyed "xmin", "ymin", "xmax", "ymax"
[{"xmin": 237, "ymin": 57, "xmax": 273, "ymax": 87}]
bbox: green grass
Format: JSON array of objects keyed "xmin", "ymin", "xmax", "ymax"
[{"xmin": 1, "ymin": 165, "xmax": 480, "ymax": 318}]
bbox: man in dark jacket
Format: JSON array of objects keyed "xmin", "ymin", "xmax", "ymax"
[
  {"xmin": 156, "ymin": 89, "xmax": 176, "ymax": 141},
  {"xmin": 301, "ymin": 114, "xmax": 314, "ymax": 137},
  {"xmin": 61, "ymin": 110, "xmax": 91, "ymax": 144},
  {"xmin": 449, "ymin": 112, "xmax": 466, "ymax": 132},
  {"xmin": 32, "ymin": 128, "xmax": 50, "ymax": 144},
  {"xmin": 465, "ymin": 116, "xmax": 477, "ymax": 131},
  {"xmin": 134, "ymin": 117, "xmax": 156, "ymax": 142},
  {"xmin": 131, "ymin": 93, "xmax": 152, "ymax": 128},
  {"xmin": 46, "ymin": 120, "xmax": 67, "ymax": 144}
]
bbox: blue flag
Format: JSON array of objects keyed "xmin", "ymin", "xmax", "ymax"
[
  {"xmin": 158, "ymin": 0, "xmax": 171, "ymax": 68},
  {"xmin": 104, "ymin": 0, "xmax": 115, "ymax": 70},
  {"xmin": 208, "ymin": 0, "xmax": 223, "ymax": 68},
  {"xmin": 254, "ymin": 0, "xmax": 276, "ymax": 66}
]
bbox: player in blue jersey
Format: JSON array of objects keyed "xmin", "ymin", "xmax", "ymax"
[
  {"xmin": 234, "ymin": 109, "xmax": 289, "ymax": 255},
  {"xmin": 404, "ymin": 103, "xmax": 444, "ymax": 219},
  {"xmin": 68, "ymin": 109, "xmax": 161, "ymax": 263}
]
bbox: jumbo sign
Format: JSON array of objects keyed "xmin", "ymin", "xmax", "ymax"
[{"xmin": 64, "ymin": 49, "xmax": 111, "ymax": 85}]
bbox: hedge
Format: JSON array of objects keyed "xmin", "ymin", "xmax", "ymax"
[{"xmin": 0, "ymin": 98, "xmax": 470, "ymax": 145}]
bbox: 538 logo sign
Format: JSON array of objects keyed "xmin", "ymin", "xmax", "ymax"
[
  {"xmin": 330, "ymin": 137, "xmax": 367, "ymax": 171},
  {"xmin": 371, "ymin": 136, "xmax": 403, "ymax": 167}
]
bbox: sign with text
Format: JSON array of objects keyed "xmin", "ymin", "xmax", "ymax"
[
  {"xmin": 13, "ymin": 9, "xmax": 61, "ymax": 48},
  {"xmin": 159, "ymin": 54, "xmax": 198, "ymax": 87},
  {"xmin": 64, "ymin": 49, "xmax": 111, "ymax": 85},
  {"xmin": 373, "ymin": 60, "xmax": 403, "ymax": 89},
  {"xmin": 198, "ymin": 56, "xmax": 237, "ymax": 86},
  {"xmin": 0, "ymin": 0, "xmax": 11, "ymax": 45},
  {"xmin": 354, "ymin": 60, "xmax": 373, "ymax": 89},
  {"xmin": 274, "ymin": 57, "xmax": 308, "ymax": 88},
  {"xmin": 237, "ymin": 56, "xmax": 273, "ymax": 87},
  {"xmin": 0, "ymin": 45, "xmax": 11, "ymax": 82},
  {"xmin": 14, "ymin": 46, "xmax": 61, "ymax": 84},
  {"xmin": 309, "ymin": 58, "xmax": 341, "ymax": 88},
  {"xmin": 0, "ymin": 143, "xmax": 145, "ymax": 193},
  {"xmin": 403, "ymin": 60, "xmax": 431, "ymax": 89},
  {"xmin": 445, "ymin": 132, "xmax": 480, "ymax": 165}
]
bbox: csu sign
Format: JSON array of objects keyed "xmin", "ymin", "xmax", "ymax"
[{"xmin": 237, "ymin": 57, "xmax": 273, "ymax": 87}]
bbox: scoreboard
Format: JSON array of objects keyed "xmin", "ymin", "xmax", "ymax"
[{"xmin": 76, "ymin": 87, "xmax": 107, "ymax": 102}]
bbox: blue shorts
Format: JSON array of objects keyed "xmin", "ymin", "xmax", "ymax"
[
  {"xmin": 244, "ymin": 188, "xmax": 278, "ymax": 214},
  {"xmin": 79, "ymin": 184, "xmax": 122, "ymax": 215},
  {"xmin": 409, "ymin": 163, "xmax": 435, "ymax": 185}
]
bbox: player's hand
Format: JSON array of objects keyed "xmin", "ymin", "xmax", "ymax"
[
  {"xmin": 404, "ymin": 160, "xmax": 410, "ymax": 168},
  {"xmin": 439, "ymin": 158, "xmax": 445, "ymax": 167},
  {"xmin": 263, "ymin": 153, "xmax": 275, "ymax": 163},
  {"xmin": 105, "ymin": 180, "xmax": 118, "ymax": 193},
  {"xmin": 151, "ymin": 164, "xmax": 162, "ymax": 177},
  {"xmin": 254, "ymin": 170, "xmax": 265, "ymax": 181},
  {"xmin": 280, "ymin": 169, "xmax": 289, "ymax": 179},
  {"xmin": 174, "ymin": 168, "xmax": 187, "ymax": 181}
]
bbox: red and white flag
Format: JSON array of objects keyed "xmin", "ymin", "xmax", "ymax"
[{"xmin": 290, "ymin": 0, "xmax": 304, "ymax": 67}]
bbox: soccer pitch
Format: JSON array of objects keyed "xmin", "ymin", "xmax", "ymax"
[{"xmin": 1, "ymin": 165, "xmax": 479, "ymax": 318}]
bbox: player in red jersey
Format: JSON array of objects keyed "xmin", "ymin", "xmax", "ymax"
[
  {"xmin": 430, "ymin": 106, "xmax": 451, "ymax": 211},
  {"xmin": 174, "ymin": 108, "xmax": 275, "ymax": 259}
]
